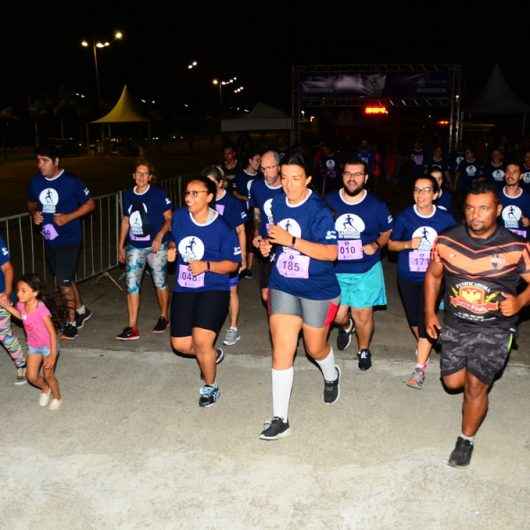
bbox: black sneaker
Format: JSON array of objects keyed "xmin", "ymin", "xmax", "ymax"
[
  {"xmin": 259, "ymin": 417, "xmax": 290, "ymax": 440},
  {"xmin": 448, "ymin": 436, "xmax": 474, "ymax": 467},
  {"xmin": 199, "ymin": 385, "xmax": 220, "ymax": 407},
  {"xmin": 215, "ymin": 347, "xmax": 225, "ymax": 365},
  {"xmin": 61, "ymin": 323, "xmax": 78, "ymax": 340},
  {"xmin": 116, "ymin": 326, "xmax": 140, "ymax": 341},
  {"xmin": 75, "ymin": 308, "xmax": 93, "ymax": 329},
  {"xmin": 324, "ymin": 365, "xmax": 341, "ymax": 404},
  {"xmin": 337, "ymin": 318, "xmax": 354, "ymax": 351},
  {"xmin": 152, "ymin": 316, "xmax": 169, "ymax": 333},
  {"xmin": 242, "ymin": 269, "xmax": 253, "ymax": 280},
  {"xmin": 357, "ymin": 349, "xmax": 372, "ymax": 371}
]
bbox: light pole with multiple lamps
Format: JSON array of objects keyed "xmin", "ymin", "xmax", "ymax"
[
  {"xmin": 211, "ymin": 77, "xmax": 237, "ymax": 110},
  {"xmin": 81, "ymin": 30, "xmax": 123, "ymax": 107}
]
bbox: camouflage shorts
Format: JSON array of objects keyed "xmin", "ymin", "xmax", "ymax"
[{"xmin": 440, "ymin": 324, "xmax": 512, "ymax": 385}]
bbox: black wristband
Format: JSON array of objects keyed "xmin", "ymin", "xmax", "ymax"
[
  {"xmin": 291, "ymin": 236, "xmax": 296, "ymax": 247},
  {"xmin": 206, "ymin": 261, "xmax": 210, "ymax": 272}
]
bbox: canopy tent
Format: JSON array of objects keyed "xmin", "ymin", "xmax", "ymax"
[
  {"xmin": 469, "ymin": 64, "xmax": 530, "ymax": 115},
  {"xmin": 89, "ymin": 85, "xmax": 151, "ymax": 141},
  {"xmin": 221, "ymin": 103, "xmax": 293, "ymax": 132},
  {"xmin": 92, "ymin": 85, "xmax": 149, "ymax": 123}
]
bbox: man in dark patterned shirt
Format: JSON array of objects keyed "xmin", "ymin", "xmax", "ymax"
[{"xmin": 425, "ymin": 179, "xmax": 530, "ymax": 467}]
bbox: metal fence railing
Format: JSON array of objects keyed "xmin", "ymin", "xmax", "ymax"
[{"xmin": 0, "ymin": 176, "xmax": 183, "ymax": 287}]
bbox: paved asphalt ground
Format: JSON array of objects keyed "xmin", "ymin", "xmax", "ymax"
[{"xmin": 1, "ymin": 261, "xmax": 529, "ymax": 529}]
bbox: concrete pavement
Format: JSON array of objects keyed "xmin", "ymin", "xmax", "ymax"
[{"xmin": 1, "ymin": 261, "xmax": 529, "ymax": 529}]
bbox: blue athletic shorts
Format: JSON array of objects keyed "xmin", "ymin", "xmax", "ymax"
[{"xmin": 336, "ymin": 261, "xmax": 387, "ymax": 308}]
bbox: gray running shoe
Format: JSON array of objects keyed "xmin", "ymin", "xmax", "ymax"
[
  {"xmin": 223, "ymin": 327, "xmax": 240, "ymax": 346},
  {"xmin": 406, "ymin": 367, "xmax": 426, "ymax": 389}
]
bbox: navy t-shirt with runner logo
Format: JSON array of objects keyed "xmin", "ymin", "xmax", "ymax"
[
  {"xmin": 483, "ymin": 162, "xmax": 506, "ymax": 186},
  {"xmin": 435, "ymin": 189, "xmax": 454, "ymax": 215},
  {"xmin": 457, "ymin": 160, "xmax": 482, "ymax": 194},
  {"xmin": 325, "ymin": 189, "xmax": 393, "ymax": 274},
  {"xmin": 433, "ymin": 224, "xmax": 530, "ymax": 330},
  {"xmin": 27, "ymin": 170, "xmax": 92, "ymax": 247},
  {"xmin": 171, "ymin": 208, "xmax": 241, "ymax": 293},
  {"xmin": 499, "ymin": 187, "xmax": 530, "ymax": 238},
  {"xmin": 122, "ymin": 185, "xmax": 172, "ymax": 248},
  {"xmin": 391, "ymin": 205, "xmax": 456, "ymax": 283},
  {"xmin": 214, "ymin": 191, "xmax": 247, "ymax": 229},
  {"xmin": 249, "ymin": 178, "xmax": 284, "ymax": 237},
  {"xmin": 520, "ymin": 165, "xmax": 530, "ymax": 192},
  {"xmin": 233, "ymin": 170, "xmax": 257, "ymax": 200},
  {"xmin": 268, "ymin": 191, "xmax": 339, "ymax": 300},
  {"xmin": 0, "ymin": 237, "xmax": 10, "ymax": 293}
]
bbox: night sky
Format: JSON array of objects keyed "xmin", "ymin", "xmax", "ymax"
[{"xmin": 3, "ymin": 3, "xmax": 530, "ymax": 113}]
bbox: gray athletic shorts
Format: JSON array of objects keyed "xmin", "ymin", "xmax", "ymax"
[{"xmin": 269, "ymin": 289, "xmax": 339, "ymax": 328}]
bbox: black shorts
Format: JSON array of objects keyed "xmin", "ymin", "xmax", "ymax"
[
  {"xmin": 45, "ymin": 245, "xmax": 80, "ymax": 285},
  {"xmin": 170, "ymin": 290, "xmax": 230, "ymax": 337},
  {"xmin": 257, "ymin": 254, "xmax": 273, "ymax": 290},
  {"xmin": 397, "ymin": 276, "xmax": 427, "ymax": 338},
  {"xmin": 440, "ymin": 324, "xmax": 513, "ymax": 385}
]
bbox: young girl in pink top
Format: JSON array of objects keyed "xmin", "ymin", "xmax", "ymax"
[{"xmin": 0, "ymin": 274, "xmax": 62, "ymax": 410}]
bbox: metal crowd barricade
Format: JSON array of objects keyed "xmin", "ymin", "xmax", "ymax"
[{"xmin": 0, "ymin": 175, "xmax": 183, "ymax": 288}]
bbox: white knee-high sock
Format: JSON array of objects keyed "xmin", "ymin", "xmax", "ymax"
[
  {"xmin": 315, "ymin": 347, "xmax": 337, "ymax": 382},
  {"xmin": 272, "ymin": 367, "xmax": 294, "ymax": 422}
]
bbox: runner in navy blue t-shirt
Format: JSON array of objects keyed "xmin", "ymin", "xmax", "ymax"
[
  {"xmin": 249, "ymin": 150, "xmax": 284, "ymax": 304},
  {"xmin": 202, "ymin": 166, "xmax": 247, "ymax": 348},
  {"xmin": 325, "ymin": 159, "xmax": 393, "ymax": 371},
  {"xmin": 457, "ymin": 148, "xmax": 482, "ymax": 196},
  {"xmin": 27, "ymin": 146, "xmax": 95, "ymax": 340},
  {"xmin": 482, "ymin": 149, "xmax": 506, "ymax": 187},
  {"xmin": 233, "ymin": 150, "xmax": 260, "ymax": 280},
  {"xmin": 431, "ymin": 167, "xmax": 455, "ymax": 216},
  {"xmin": 389, "ymin": 175, "xmax": 456, "ymax": 389},
  {"xmin": 116, "ymin": 161, "xmax": 172, "ymax": 341},
  {"xmin": 499, "ymin": 163, "xmax": 530, "ymax": 238},
  {"xmin": 168, "ymin": 177, "xmax": 241, "ymax": 408},
  {"xmin": 520, "ymin": 151, "xmax": 530, "ymax": 192},
  {"xmin": 257, "ymin": 153, "xmax": 340, "ymax": 440}
]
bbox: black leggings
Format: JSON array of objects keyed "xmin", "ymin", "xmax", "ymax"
[{"xmin": 397, "ymin": 276, "xmax": 428, "ymax": 339}]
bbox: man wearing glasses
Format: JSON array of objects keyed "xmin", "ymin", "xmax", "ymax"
[{"xmin": 325, "ymin": 159, "xmax": 393, "ymax": 370}]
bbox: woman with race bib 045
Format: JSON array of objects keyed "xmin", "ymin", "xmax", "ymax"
[
  {"xmin": 389, "ymin": 175, "xmax": 456, "ymax": 389},
  {"xmin": 256, "ymin": 153, "xmax": 341, "ymax": 440},
  {"xmin": 168, "ymin": 177, "xmax": 241, "ymax": 408}
]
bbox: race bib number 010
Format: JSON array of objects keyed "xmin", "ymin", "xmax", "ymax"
[{"xmin": 337, "ymin": 239, "xmax": 363, "ymax": 261}]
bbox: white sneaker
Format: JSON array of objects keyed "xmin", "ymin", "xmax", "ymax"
[
  {"xmin": 39, "ymin": 389, "xmax": 51, "ymax": 407},
  {"xmin": 48, "ymin": 398, "xmax": 63, "ymax": 411},
  {"xmin": 223, "ymin": 327, "xmax": 240, "ymax": 346}
]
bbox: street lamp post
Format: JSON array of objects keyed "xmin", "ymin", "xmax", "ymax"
[
  {"xmin": 212, "ymin": 77, "xmax": 237, "ymax": 111},
  {"xmin": 81, "ymin": 30, "xmax": 123, "ymax": 108}
]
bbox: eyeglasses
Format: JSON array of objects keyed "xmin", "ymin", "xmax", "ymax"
[
  {"xmin": 261, "ymin": 165, "xmax": 279, "ymax": 171},
  {"xmin": 184, "ymin": 190, "xmax": 209, "ymax": 198},
  {"xmin": 343, "ymin": 171, "xmax": 365, "ymax": 178},
  {"xmin": 414, "ymin": 187, "xmax": 434, "ymax": 193}
]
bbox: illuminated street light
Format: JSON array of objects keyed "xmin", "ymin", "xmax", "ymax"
[
  {"xmin": 212, "ymin": 76, "xmax": 239, "ymax": 109},
  {"xmin": 80, "ymin": 31, "xmax": 125, "ymax": 106}
]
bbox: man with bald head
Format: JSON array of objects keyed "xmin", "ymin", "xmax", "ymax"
[{"xmin": 250, "ymin": 151, "xmax": 284, "ymax": 303}]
